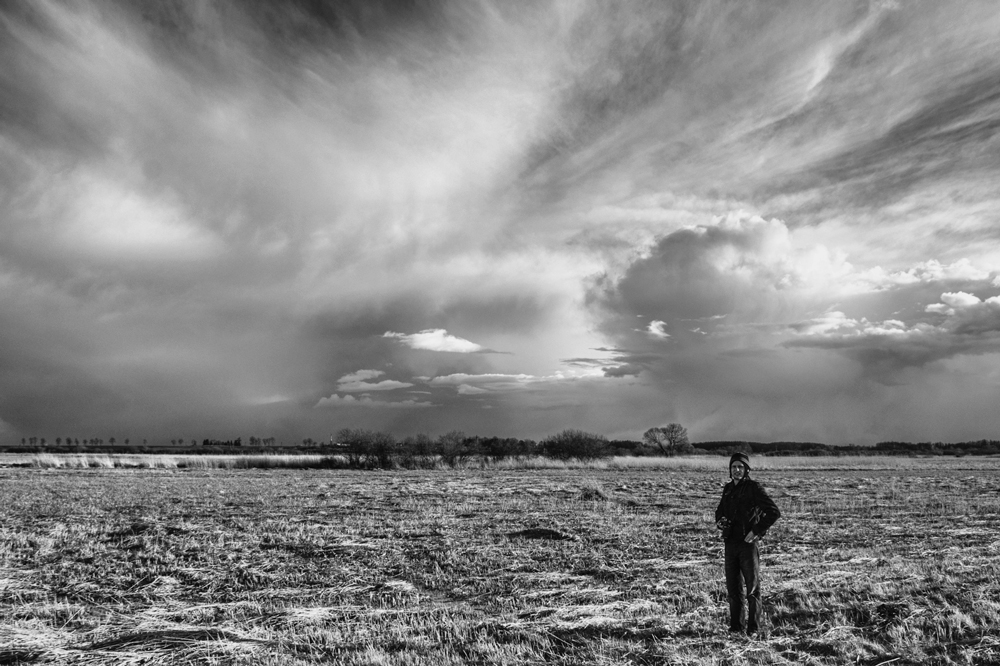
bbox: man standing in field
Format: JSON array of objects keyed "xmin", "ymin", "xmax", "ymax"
[{"xmin": 715, "ymin": 451, "xmax": 781, "ymax": 636}]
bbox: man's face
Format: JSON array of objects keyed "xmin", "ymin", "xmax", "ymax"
[{"xmin": 730, "ymin": 461, "xmax": 747, "ymax": 481}]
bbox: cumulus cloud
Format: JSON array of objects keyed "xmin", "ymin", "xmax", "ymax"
[
  {"xmin": 339, "ymin": 380, "xmax": 414, "ymax": 392},
  {"xmin": 789, "ymin": 311, "xmax": 872, "ymax": 336},
  {"xmin": 428, "ymin": 369, "xmax": 603, "ymax": 393},
  {"xmin": 595, "ymin": 214, "xmax": 1000, "ymax": 349},
  {"xmin": 429, "ymin": 373, "xmax": 535, "ymax": 390},
  {"xmin": 335, "ymin": 369, "xmax": 413, "ymax": 392},
  {"xmin": 590, "ymin": 213, "xmax": 835, "ymax": 341},
  {"xmin": 786, "ymin": 291, "xmax": 1000, "ymax": 370},
  {"xmin": 338, "ymin": 370, "xmax": 384, "ymax": 383},
  {"xmin": 314, "ymin": 394, "xmax": 435, "ymax": 409},
  {"xmin": 925, "ymin": 291, "xmax": 988, "ymax": 316},
  {"xmin": 927, "ymin": 292, "xmax": 1000, "ymax": 336},
  {"xmin": 586, "ymin": 202, "xmax": 1000, "ymax": 441},
  {"xmin": 790, "ymin": 313, "xmax": 927, "ymax": 340},
  {"xmin": 647, "ymin": 320, "xmax": 670, "ymax": 339},
  {"xmin": 855, "ymin": 260, "xmax": 993, "ymax": 292},
  {"xmin": 384, "ymin": 330, "xmax": 487, "ymax": 353}
]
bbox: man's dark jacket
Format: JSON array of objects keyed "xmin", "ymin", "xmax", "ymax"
[{"xmin": 715, "ymin": 477, "xmax": 780, "ymax": 542}]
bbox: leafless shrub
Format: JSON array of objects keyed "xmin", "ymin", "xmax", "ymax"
[
  {"xmin": 542, "ymin": 430, "xmax": 611, "ymax": 461},
  {"xmin": 336, "ymin": 428, "xmax": 399, "ymax": 468},
  {"xmin": 435, "ymin": 430, "xmax": 473, "ymax": 468}
]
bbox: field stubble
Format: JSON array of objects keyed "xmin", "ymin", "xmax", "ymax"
[{"xmin": 1, "ymin": 457, "xmax": 999, "ymax": 665}]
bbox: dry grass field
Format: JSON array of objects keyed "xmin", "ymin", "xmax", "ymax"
[{"xmin": 1, "ymin": 456, "xmax": 999, "ymax": 665}]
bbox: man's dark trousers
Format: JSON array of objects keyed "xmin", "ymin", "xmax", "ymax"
[{"xmin": 724, "ymin": 540, "xmax": 761, "ymax": 633}]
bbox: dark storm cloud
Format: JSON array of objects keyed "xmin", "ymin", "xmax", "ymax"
[
  {"xmin": 590, "ymin": 214, "xmax": 799, "ymax": 336},
  {"xmin": 588, "ymin": 208, "xmax": 1000, "ymax": 442}
]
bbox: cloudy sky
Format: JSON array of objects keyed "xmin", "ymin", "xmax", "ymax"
[{"xmin": 2, "ymin": 0, "xmax": 1000, "ymax": 445}]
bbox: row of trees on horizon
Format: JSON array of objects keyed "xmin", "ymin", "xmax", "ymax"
[
  {"xmin": 10, "ymin": 426, "xmax": 1000, "ymax": 461},
  {"xmin": 14, "ymin": 427, "xmax": 690, "ymax": 455}
]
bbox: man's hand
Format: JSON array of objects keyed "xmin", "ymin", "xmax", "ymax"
[
  {"xmin": 744, "ymin": 530, "xmax": 757, "ymax": 543},
  {"xmin": 716, "ymin": 518, "xmax": 730, "ymax": 531}
]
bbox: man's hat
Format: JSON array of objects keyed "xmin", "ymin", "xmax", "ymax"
[{"xmin": 729, "ymin": 451, "xmax": 751, "ymax": 469}]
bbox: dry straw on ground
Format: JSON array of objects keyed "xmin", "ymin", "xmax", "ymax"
[{"xmin": 1, "ymin": 456, "xmax": 998, "ymax": 664}]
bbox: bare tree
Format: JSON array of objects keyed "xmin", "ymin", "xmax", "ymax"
[{"xmin": 643, "ymin": 424, "xmax": 691, "ymax": 456}]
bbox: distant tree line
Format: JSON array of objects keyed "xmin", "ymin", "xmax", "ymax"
[
  {"xmin": 328, "ymin": 428, "xmax": 651, "ymax": 469},
  {"xmin": 201, "ymin": 438, "xmax": 243, "ymax": 447},
  {"xmin": 694, "ymin": 440, "xmax": 1000, "ymax": 456},
  {"xmin": 22, "ymin": 437, "xmax": 134, "ymax": 447},
  {"xmin": 872, "ymin": 439, "xmax": 1000, "ymax": 456},
  {"xmin": 694, "ymin": 441, "xmax": 831, "ymax": 455},
  {"xmin": 8, "ymin": 427, "xmax": 1000, "ymax": 460},
  {"xmin": 326, "ymin": 425, "xmax": 696, "ymax": 469},
  {"xmin": 331, "ymin": 429, "xmax": 539, "ymax": 469}
]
